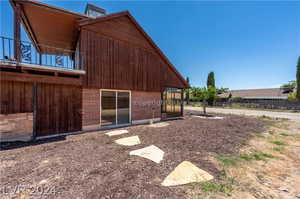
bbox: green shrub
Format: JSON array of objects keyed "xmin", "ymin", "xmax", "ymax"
[
  {"xmin": 272, "ymin": 147, "xmax": 285, "ymax": 152},
  {"xmin": 288, "ymin": 91, "xmax": 297, "ymax": 101},
  {"xmin": 239, "ymin": 151, "xmax": 274, "ymax": 161},
  {"xmin": 279, "ymin": 133, "xmax": 289, "ymax": 136},
  {"xmin": 215, "ymin": 154, "xmax": 240, "ymax": 166},
  {"xmin": 271, "ymin": 141, "xmax": 288, "ymax": 146},
  {"xmin": 200, "ymin": 182, "xmax": 234, "ymax": 194},
  {"xmin": 192, "ymin": 103, "xmax": 202, "ymax": 107},
  {"xmin": 239, "ymin": 154, "xmax": 254, "ymax": 161},
  {"xmin": 251, "ymin": 151, "xmax": 275, "ymax": 160},
  {"xmin": 254, "ymin": 133, "xmax": 265, "ymax": 138},
  {"xmin": 229, "ymin": 97, "xmax": 242, "ymax": 102}
]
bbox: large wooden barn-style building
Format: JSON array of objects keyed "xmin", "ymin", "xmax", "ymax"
[{"xmin": 0, "ymin": 0, "xmax": 188, "ymax": 141}]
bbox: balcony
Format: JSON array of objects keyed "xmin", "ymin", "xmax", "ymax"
[{"xmin": 0, "ymin": 36, "xmax": 85, "ymax": 74}]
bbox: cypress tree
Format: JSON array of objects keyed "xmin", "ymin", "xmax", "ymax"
[
  {"xmin": 186, "ymin": 77, "xmax": 190, "ymax": 104},
  {"xmin": 296, "ymin": 57, "xmax": 300, "ymax": 100},
  {"xmin": 206, "ymin": 72, "xmax": 216, "ymax": 105},
  {"xmin": 207, "ymin": 72, "xmax": 215, "ymax": 88}
]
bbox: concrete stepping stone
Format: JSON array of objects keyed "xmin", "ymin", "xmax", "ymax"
[
  {"xmin": 105, "ymin": 129, "xmax": 128, "ymax": 137},
  {"xmin": 129, "ymin": 145, "xmax": 164, "ymax": 163},
  {"xmin": 114, "ymin": 136, "xmax": 141, "ymax": 146},
  {"xmin": 161, "ymin": 161, "xmax": 214, "ymax": 186}
]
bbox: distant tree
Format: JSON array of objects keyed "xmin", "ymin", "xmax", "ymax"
[
  {"xmin": 297, "ymin": 57, "xmax": 300, "ymax": 100},
  {"xmin": 207, "ymin": 86, "xmax": 217, "ymax": 106},
  {"xmin": 197, "ymin": 86, "xmax": 217, "ymax": 114},
  {"xmin": 185, "ymin": 77, "xmax": 190, "ymax": 104},
  {"xmin": 228, "ymin": 93, "xmax": 232, "ymax": 99},
  {"xmin": 216, "ymin": 87, "xmax": 229, "ymax": 94},
  {"xmin": 280, "ymin": 80, "xmax": 296, "ymax": 93},
  {"xmin": 190, "ymin": 87, "xmax": 202, "ymax": 100},
  {"xmin": 288, "ymin": 91, "xmax": 297, "ymax": 101},
  {"xmin": 207, "ymin": 72, "xmax": 215, "ymax": 88}
]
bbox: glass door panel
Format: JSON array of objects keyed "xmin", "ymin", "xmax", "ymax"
[
  {"xmin": 162, "ymin": 88, "xmax": 183, "ymax": 118},
  {"xmin": 117, "ymin": 92, "xmax": 130, "ymax": 124},
  {"xmin": 101, "ymin": 91, "xmax": 116, "ymax": 126}
]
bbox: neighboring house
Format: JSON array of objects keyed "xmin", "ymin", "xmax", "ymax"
[
  {"xmin": 0, "ymin": 0, "xmax": 188, "ymax": 141},
  {"xmin": 218, "ymin": 88, "xmax": 289, "ymax": 100}
]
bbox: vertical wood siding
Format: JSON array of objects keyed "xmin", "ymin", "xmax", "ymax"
[
  {"xmin": 36, "ymin": 83, "xmax": 82, "ymax": 136},
  {"xmin": 0, "ymin": 81, "xmax": 33, "ymax": 114},
  {"xmin": 81, "ymin": 30, "xmax": 184, "ymax": 91},
  {"xmin": 82, "ymin": 16, "xmax": 155, "ymax": 51}
]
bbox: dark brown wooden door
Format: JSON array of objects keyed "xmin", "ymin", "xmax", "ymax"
[{"xmin": 35, "ymin": 83, "xmax": 82, "ymax": 136}]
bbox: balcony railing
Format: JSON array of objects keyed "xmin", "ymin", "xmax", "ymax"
[{"xmin": 0, "ymin": 36, "xmax": 84, "ymax": 71}]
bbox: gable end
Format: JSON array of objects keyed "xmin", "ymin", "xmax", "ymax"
[{"xmin": 79, "ymin": 11, "xmax": 188, "ymax": 89}]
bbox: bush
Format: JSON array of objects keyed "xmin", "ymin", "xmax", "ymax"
[
  {"xmin": 271, "ymin": 141, "xmax": 288, "ymax": 146},
  {"xmin": 288, "ymin": 91, "xmax": 297, "ymax": 101},
  {"xmin": 192, "ymin": 103, "xmax": 202, "ymax": 107},
  {"xmin": 229, "ymin": 97, "xmax": 242, "ymax": 102}
]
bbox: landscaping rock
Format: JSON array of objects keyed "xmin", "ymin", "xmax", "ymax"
[
  {"xmin": 278, "ymin": 186, "xmax": 289, "ymax": 192},
  {"xmin": 105, "ymin": 129, "xmax": 128, "ymax": 137},
  {"xmin": 129, "ymin": 145, "xmax": 164, "ymax": 163},
  {"xmin": 161, "ymin": 161, "xmax": 214, "ymax": 186},
  {"xmin": 114, "ymin": 136, "xmax": 141, "ymax": 146}
]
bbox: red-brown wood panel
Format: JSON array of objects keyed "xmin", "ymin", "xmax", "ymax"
[
  {"xmin": 36, "ymin": 83, "xmax": 82, "ymax": 136},
  {"xmin": 80, "ymin": 30, "xmax": 184, "ymax": 91},
  {"xmin": 0, "ymin": 80, "xmax": 33, "ymax": 114},
  {"xmin": 83, "ymin": 15, "xmax": 155, "ymax": 51}
]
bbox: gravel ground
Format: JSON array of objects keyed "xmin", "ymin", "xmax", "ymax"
[
  {"xmin": 0, "ymin": 111, "xmax": 266, "ymax": 199},
  {"xmin": 186, "ymin": 106, "xmax": 300, "ymax": 120}
]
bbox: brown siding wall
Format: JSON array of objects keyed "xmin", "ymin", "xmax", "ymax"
[
  {"xmin": 131, "ymin": 91, "xmax": 161, "ymax": 121},
  {"xmin": 82, "ymin": 88, "xmax": 100, "ymax": 129},
  {"xmin": 80, "ymin": 29, "xmax": 184, "ymax": 91}
]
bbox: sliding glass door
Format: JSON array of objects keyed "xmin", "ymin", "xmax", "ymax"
[
  {"xmin": 117, "ymin": 92, "xmax": 130, "ymax": 124},
  {"xmin": 101, "ymin": 91, "xmax": 117, "ymax": 126},
  {"xmin": 101, "ymin": 90, "xmax": 130, "ymax": 126}
]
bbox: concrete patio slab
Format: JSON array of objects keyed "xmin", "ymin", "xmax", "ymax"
[
  {"xmin": 161, "ymin": 161, "xmax": 214, "ymax": 186},
  {"xmin": 114, "ymin": 136, "xmax": 141, "ymax": 146},
  {"xmin": 148, "ymin": 122, "xmax": 170, "ymax": 128},
  {"xmin": 105, "ymin": 129, "xmax": 129, "ymax": 137},
  {"xmin": 129, "ymin": 145, "xmax": 164, "ymax": 163},
  {"xmin": 191, "ymin": 115, "xmax": 224, "ymax": 119}
]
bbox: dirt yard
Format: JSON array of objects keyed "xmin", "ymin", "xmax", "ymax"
[{"xmin": 1, "ymin": 111, "xmax": 298, "ymax": 199}]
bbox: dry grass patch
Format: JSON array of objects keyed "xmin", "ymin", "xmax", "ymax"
[{"xmin": 187, "ymin": 118, "xmax": 300, "ymax": 199}]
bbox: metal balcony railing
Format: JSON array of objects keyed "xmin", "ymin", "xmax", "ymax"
[{"xmin": 0, "ymin": 36, "xmax": 84, "ymax": 71}]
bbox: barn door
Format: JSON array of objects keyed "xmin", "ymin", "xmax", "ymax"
[{"xmin": 35, "ymin": 83, "xmax": 82, "ymax": 137}]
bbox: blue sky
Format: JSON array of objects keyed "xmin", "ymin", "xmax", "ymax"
[{"xmin": 1, "ymin": 0, "xmax": 299, "ymax": 89}]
